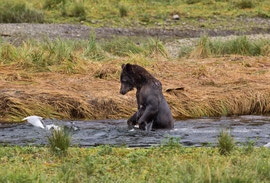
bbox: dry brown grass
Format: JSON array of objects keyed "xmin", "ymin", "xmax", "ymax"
[{"xmin": 1, "ymin": 55, "xmax": 270, "ymax": 122}]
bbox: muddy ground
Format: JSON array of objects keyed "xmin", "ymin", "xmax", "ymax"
[
  {"xmin": 0, "ymin": 22, "xmax": 270, "ymax": 122},
  {"xmin": 1, "ymin": 17, "xmax": 270, "ymax": 43}
]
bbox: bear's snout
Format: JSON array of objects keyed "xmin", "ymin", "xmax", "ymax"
[{"xmin": 120, "ymin": 90, "xmax": 125, "ymax": 95}]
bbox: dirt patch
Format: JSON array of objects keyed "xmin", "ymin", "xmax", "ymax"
[{"xmin": 1, "ymin": 56, "xmax": 270, "ymax": 122}]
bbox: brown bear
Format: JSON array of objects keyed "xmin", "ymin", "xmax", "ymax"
[{"xmin": 120, "ymin": 63, "xmax": 174, "ymax": 131}]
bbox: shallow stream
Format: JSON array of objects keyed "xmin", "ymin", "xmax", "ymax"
[{"xmin": 0, "ymin": 115, "xmax": 270, "ymax": 147}]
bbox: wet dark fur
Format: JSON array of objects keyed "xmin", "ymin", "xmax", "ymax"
[{"xmin": 120, "ymin": 63, "xmax": 174, "ymax": 130}]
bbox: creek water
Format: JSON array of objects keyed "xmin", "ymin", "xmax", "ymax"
[{"xmin": 0, "ymin": 115, "xmax": 270, "ymax": 147}]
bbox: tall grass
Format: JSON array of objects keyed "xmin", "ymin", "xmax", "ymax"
[
  {"xmin": 190, "ymin": 35, "xmax": 212, "ymax": 58},
  {"xmin": 101, "ymin": 37, "xmax": 168, "ymax": 57},
  {"xmin": 217, "ymin": 129, "xmax": 235, "ymax": 155},
  {"xmin": 101, "ymin": 37, "xmax": 144, "ymax": 56},
  {"xmin": 83, "ymin": 32, "xmax": 105, "ymax": 60},
  {"xmin": 0, "ymin": 0, "xmax": 44, "ymax": 23},
  {"xmin": 47, "ymin": 128, "xmax": 71, "ymax": 156},
  {"xmin": 180, "ymin": 35, "xmax": 270, "ymax": 58},
  {"xmin": 0, "ymin": 35, "xmax": 169, "ymax": 74}
]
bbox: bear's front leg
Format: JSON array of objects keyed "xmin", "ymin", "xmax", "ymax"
[
  {"xmin": 138, "ymin": 104, "xmax": 158, "ymax": 131},
  {"xmin": 127, "ymin": 112, "xmax": 138, "ymax": 129}
]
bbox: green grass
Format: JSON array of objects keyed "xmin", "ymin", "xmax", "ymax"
[
  {"xmin": 0, "ymin": 144, "xmax": 269, "ymax": 182},
  {"xmin": 217, "ymin": 129, "xmax": 235, "ymax": 155},
  {"xmin": 0, "ymin": 0, "xmax": 266, "ymax": 27},
  {"xmin": 1, "ymin": 35, "xmax": 270, "ymax": 74},
  {"xmin": 0, "ymin": 36, "xmax": 168, "ymax": 73},
  {"xmin": 180, "ymin": 35, "xmax": 270, "ymax": 58},
  {"xmin": 47, "ymin": 128, "xmax": 71, "ymax": 156},
  {"xmin": 69, "ymin": 2, "xmax": 86, "ymax": 20},
  {"xmin": 0, "ymin": 0, "xmax": 44, "ymax": 23}
]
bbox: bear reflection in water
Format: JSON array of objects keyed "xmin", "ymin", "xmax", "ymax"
[{"xmin": 120, "ymin": 63, "xmax": 174, "ymax": 131}]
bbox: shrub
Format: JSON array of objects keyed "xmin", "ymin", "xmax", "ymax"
[
  {"xmin": 70, "ymin": 2, "xmax": 86, "ymax": 19},
  {"xmin": 0, "ymin": 1, "xmax": 44, "ymax": 23},
  {"xmin": 217, "ymin": 129, "xmax": 235, "ymax": 155},
  {"xmin": 119, "ymin": 5, "xmax": 128, "ymax": 17},
  {"xmin": 47, "ymin": 128, "xmax": 71, "ymax": 156},
  {"xmin": 234, "ymin": 0, "xmax": 255, "ymax": 9}
]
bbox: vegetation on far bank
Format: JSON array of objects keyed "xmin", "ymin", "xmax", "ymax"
[
  {"xmin": 1, "ymin": 34, "xmax": 270, "ymax": 74},
  {"xmin": 0, "ymin": 35, "xmax": 270, "ymax": 121},
  {"xmin": 0, "ymin": 137, "xmax": 270, "ymax": 182},
  {"xmin": 0, "ymin": 0, "xmax": 270, "ymax": 28}
]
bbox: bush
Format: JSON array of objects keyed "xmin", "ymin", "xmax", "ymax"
[
  {"xmin": 70, "ymin": 2, "xmax": 86, "ymax": 19},
  {"xmin": 119, "ymin": 5, "xmax": 128, "ymax": 17},
  {"xmin": 234, "ymin": 0, "xmax": 255, "ymax": 9},
  {"xmin": 217, "ymin": 130, "xmax": 235, "ymax": 155},
  {"xmin": 0, "ymin": 1, "xmax": 44, "ymax": 23}
]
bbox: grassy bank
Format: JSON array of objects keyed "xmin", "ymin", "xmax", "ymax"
[
  {"xmin": 0, "ymin": 144, "xmax": 270, "ymax": 182},
  {"xmin": 0, "ymin": 0, "xmax": 270, "ymax": 28},
  {"xmin": 0, "ymin": 36, "xmax": 270, "ymax": 121}
]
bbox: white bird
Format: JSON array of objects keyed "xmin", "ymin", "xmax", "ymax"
[
  {"xmin": 22, "ymin": 116, "xmax": 45, "ymax": 129},
  {"xmin": 264, "ymin": 142, "xmax": 270, "ymax": 148},
  {"xmin": 22, "ymin": 116, "xmax": 60, "ymax": 131}
]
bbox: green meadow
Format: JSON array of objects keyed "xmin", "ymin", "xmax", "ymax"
[
  {"xmin": 0, "ymin": 138, "xmax": 270, "ymax": 183},
  {"xmin": 0, "ymin": 0, "xmax": 270, "ymax": 28}
]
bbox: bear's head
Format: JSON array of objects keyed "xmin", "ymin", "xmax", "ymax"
[
  {"xmin": 120, "ymin": 64, "xmax": 135, "ymax": 95},
  {"xmin": 120, "ymin": 63, "xmax": 156, "ymax": 95}
]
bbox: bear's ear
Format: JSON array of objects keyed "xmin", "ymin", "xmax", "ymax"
[
  {"xmin": 121, "ymin": 64, "xmax": 126, "ymax": 69},
  {"xmin": 125, "ymin": 63, "xmax": 133, "ymax": 73}
]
